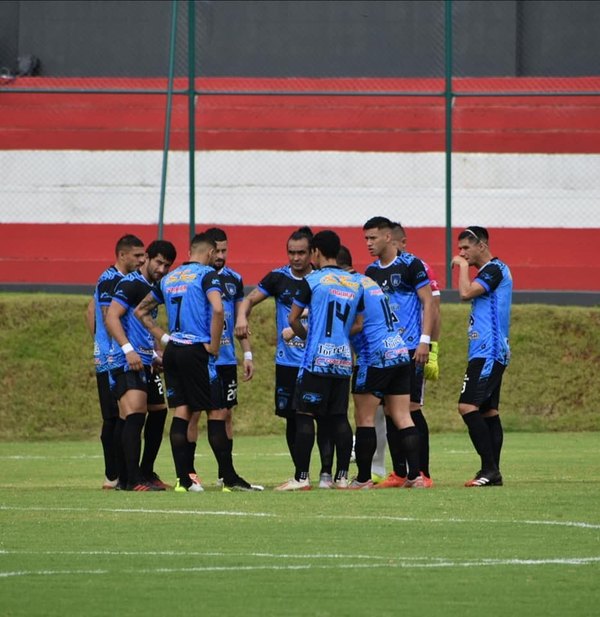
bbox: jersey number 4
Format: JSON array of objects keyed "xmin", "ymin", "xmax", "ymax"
[{"xmin": 325, "ymin": 300, "xmax": 351, "ymax": 337}]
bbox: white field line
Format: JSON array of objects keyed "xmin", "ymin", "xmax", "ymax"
[
  {"xmin": 1, "ymin": 504, "xmax": 599, "ymax": 530},
  {"xmin": 2, "ymin": 557, "xmax": 600, "ymax": 579}
]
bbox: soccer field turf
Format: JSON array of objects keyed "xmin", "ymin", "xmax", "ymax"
[{"xmin": 1, "ymin": 433, "xmax": 599, "ymax": 617}]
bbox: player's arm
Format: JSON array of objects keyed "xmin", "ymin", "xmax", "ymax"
[
  {"xmin": 451, "ymin": 256, "xmax": 486, "ymax": 300},
  {"xmin": 234, "ymin": 287, "xmax": 268, "ymax": 338},
  {"xmin": 234, "ymin": 300, "xmax": 254, "ymax": 381},
  {"xmin": 424, "ymin": 294, "xmax": 442, "ymax": 381},
  {"xmin": 105, "ymin": 299, "xmax": 143, "ymax": 371},
  {"xmin": 350, "ymin": 312, "xmax": 364, "ymax": 336},
  {"xmin": 206, "ymin": 289, "xmax": 225, "ymax": 357},
  {"xmin": 134, "ymin": 292, "xmax": 170, "ymax": 348},
  {"xmin": 288, "ymin": 302, "xmax": 308, "ymax": 340},
  {"xmin": 414, "ymin": 283, "xmax": 433, "ymax": 365},
  {"xmin": 85, "ymin": 298, "xmax": 95, "ymax": 337}
]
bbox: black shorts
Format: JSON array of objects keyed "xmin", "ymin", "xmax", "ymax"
[
  {"xmin": 458, "ymin": 357, "xmax": 506, "ymax": 411},
  {"xmin": 294, "ymin": 370, "xmax": 350, "ymax": 417},
  {"xmin": 217, "ymin": 364, "xmax": 238, "ymax": 409},
  {"xmin": 352, "ymin": 363, "xmax": 411, "ymax": 397},
  {"xmin": 275, "ymin": 364, "xmax": 300, "ymax": 418},
  {"xmin": 163, "ymin": 342, "xmax": 222, "ymax": 412},
  {"xmin": 409, "ymin": 349, "xmax": 425, "ymax": 405},
  {"xmin": 96, "ymin": 371, "xmax": 119, "ymax": 420},
  {"xmin": 111, "ymin": 365, "xmax": 165, "ymax": 406}
]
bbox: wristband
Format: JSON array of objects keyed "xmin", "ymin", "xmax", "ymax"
[
  {"xmin": 121, "ymin": 342, "xmax": 134, "ymax": 354},
  {"xmin": 160, "ymin": 333, "xmax": 170, "ymax": 346},
  {"xmin": 244, "ymin": 351, "xmax": 253, "ymax": 361},
  {"xmin": 419, "ymin": 334, "xmax": 431, "ymax": 345}
]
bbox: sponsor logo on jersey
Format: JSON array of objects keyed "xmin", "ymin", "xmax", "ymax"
[{"xmin": 318, "ymin": 343, "xmax": 351, "ymax": 357}]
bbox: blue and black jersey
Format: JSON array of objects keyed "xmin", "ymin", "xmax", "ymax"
[
  {"xmin": 351, "ymin": 273, "xmax": 410, "ymax": 369},
  {"xmin": 153, "ymin": 262, "xmax": 222, "ymax": 346},
  {"xmin": 109, "ymin": 271, "xmax": 158, "ymax": 370},
  {"xmin": 93, "ymin": 265, "xmax": 124, "ymax": 373},
  {"xmin": 293, "ymin": 266, "xmax": 364, "ymax": 378},
  {"xmin": 469, "ymin": 258, "xmax": 513, "ymax": 365},
  {"xmin": 216, "ymin": 265, "xmax": 244, "ymax": 366},
  {"xmin": 257, "ymin": 265, "xmax": 310, "ymax": 367},
  {"xmin": 365, "ymin": 252, "xmax": 430, "ymax": 350}
]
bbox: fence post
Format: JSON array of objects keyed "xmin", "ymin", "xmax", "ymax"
[
  {"xmin": 444, "ymin": 0, "xmax": 453, "ymax": 289},
  {"xmin": 187, "ymin": 0, "xmax": 196, "ymax": 241}
]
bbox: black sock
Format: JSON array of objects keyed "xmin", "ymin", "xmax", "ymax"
[
  {"xmin": 316, "ymin": 416, "xmax": 334, "ymax": 475},
  {"xmin": 399, "ymin": 426, "xmax": 420, "ymax": 481},
  {"xmin": 140, "ymin": 408, "xmax": 167, "ymax": 477},
  {"xmin": 100, "ymin": 417, "xmax": 118, "ymax": 480},
  {"xmin": 411, "ymin": 408, "xmax": 430, "ymax": 477},
  {"xmin": 187, "ymin": 440, "xmax": 197, "ymax": 474},
  {"xmin": 355, "ymin": 426, "xmax": 377, "ymax": 483},
  {"xmin": 122, "ymin": 412, "xmax": 146, "ymax": 485},
  {"xmin": 218, "ymin": 437, "xmax": 234, "ymax": 479},
  {"xmin": 207, "ymin": 420, "xmax": 236, "ymax": 484},
  {"xmin": 170, "ymin": 417, "xmax": 190, "ymax": 486},
  {"xmin": 294, "ymin": 413, "xmax": 315, "ymax": 481},
  {"xmin": 332, "ymin": 415, "xmax": 353, "ymax": 481},
  {"xmin": 485, "ymin": 415, "xmax": 504, "ymax": 470},
  {"xmin": 285, "ymin": 417, "xmax": 297, "ymax": 467},
  {"xmin": 114, "ymin": 418, "xmax": 127, "ymax": 485},
  {"xmin": 462, "ymin": 411, "xmax": 497, "ymax": 472},
  {"xmin": 386, "ymin": 415, "xmax": 407, "ymax": 477}
]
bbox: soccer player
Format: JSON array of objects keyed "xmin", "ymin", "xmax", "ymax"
[
  {"xmin": 235, "ymin": 227, "xmax": 335, "ymax": 488},
  {"xmin": 347, "ymin": 245, "xmax": 423, "ymax": 489},
  {"xmin": 105, "ymin": 240, "xmax": 177, "ymax": 491},
  {"xmin": 451, "ymin": 226, "xmax": 512, "ymax": 487},
  {"xmin": 275, "ymin": 230, "xmax": 363, "ymax": 491},
  {"xmin": 86, "ymin": 234, "xmax": 145, "ymax": 489},
  {"xmin": 363, "ymin": 217, "xmax": 434, "ymax": 488},
  {"xmin": 135, "ymin": 233, "xmax": 256, "ymax": 492}
]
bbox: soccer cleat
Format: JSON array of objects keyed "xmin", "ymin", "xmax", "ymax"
[
  {"xmin": 102, "ymin": 476, "xmax": 119, "ymax": 490},
  {"xmin": 318, "ymin": 473, "xmax": 334, "ymax": 489},
  {"xmin": 274, "ymin": 477, "xmax": 312, "ymax": 491},
  {"xmin": 420, "ymin": 472, "xmax": 434, "ymax": 488},
  {"xmin": 334, "ymin": 477, "xmax": 349, "ymax": 489},
  {"xmin": 144, "ymin": 472, "xmax": 171, "ymax": 490},
  {"xmin": 174, "ymin": 473, "xmax": 205, "ymax": 493},
  {"xmin": 371, "ymin": 472, "xmax": 386, "ymax": 485},
  {"xmin": 465, "ymin": 470, "xmax": 503, "ymax": 487},
  {"xmin": 127, "ymin": 481, "xmax": 165, "ymax": 492},
  {"xmin": 403, "ymin": 475, "xmax": 425, "ymax": 488},
  {"xmin": 348, "ymin": 478, "xmax": 374, "ymax": 490},
  {"xmin": 215, "ymin": 478, "xmax": 224, "ymax": 488},
  {"xmin": 222, "ymin": 476, "xmax": 264, "ymax": 492},
  {"xmin": 373, "ymin": 471, "xmax": 406, "ymax": 488}
]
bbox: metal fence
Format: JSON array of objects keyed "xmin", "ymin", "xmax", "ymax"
[{"xmin": 1, "ymin": 0, "xmax": 599, "ymax": 290}]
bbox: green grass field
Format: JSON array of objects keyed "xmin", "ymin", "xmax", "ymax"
[{"xmin": 1, "ymin": 433, "xmax": 599, "ymax": 617}]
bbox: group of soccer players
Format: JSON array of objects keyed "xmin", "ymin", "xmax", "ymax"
[{"xmin": 89, "ymin": 216, "xmax": 512, "ymax": 491}]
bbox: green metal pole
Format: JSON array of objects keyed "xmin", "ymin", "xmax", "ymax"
[
  {"xmin": 187, "ymin": 0, "xmax": 196, "ymax": 241},
  {"xmin": 444, "ymin": 0, "xmax": 453, "ymax": 289},
  {"xmin": 158, "ymin": 0, "xmax": 178, "ymax": 240}
]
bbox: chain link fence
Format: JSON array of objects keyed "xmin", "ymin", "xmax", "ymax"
[{"xmin": 1, "ymin": 0, "xmax": 598, "ymax": 289}]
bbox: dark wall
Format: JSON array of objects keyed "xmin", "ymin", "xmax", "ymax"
[{"xmin": 0, "ymin": 0, "xmax": 598, "ymax": 78}]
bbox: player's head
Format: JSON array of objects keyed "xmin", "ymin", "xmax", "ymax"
[
  {"xmin": 144, "ymin": 240, "xmax": 177, "ymax": 282},
  {"xmin": 363, "ymin": 216, "xmax": 394, "ymax": 258},
  {"xmin": 189, "ymin": 232, "xmax": 217, "ymax": 266},
  {"xmin": 310, "ymin": 230, "xmax": 341, "ymax": 268},
  {"xmin": 336, "ymin": 245, "xmax": 354, "ymax": 272},
  {"xmin": 114, "ymin": 234, "xmax": 146, "ymax": 273},
  {"xmin": 205, "ymin": 227, "xmax": 228, "ymax": 271},
  {"xmin": 457, "ymin": 226, "xmax": 490, "ymax": 266},
  {"xmin": 390, "ymin": 222, "xmax": 407, "ymax": 253},
  {"xmin": 287, "ymin": 226, "xmax": 313, "ymax": 275}
]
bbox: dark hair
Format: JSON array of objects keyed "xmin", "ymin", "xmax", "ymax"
[
  {"xmin": 190, "ymin": 232, "xmax": 217, "ymax": 250},
  {"xmin": 204, "ymin": 227, "xmax": 227, "ymax": 243},
  {"xmin": 391, "ymin": 222, "xmax": 406, "ymax": 239},
  {"xmin": 458, "ymin": 226, "xmax": 489, "ymax": 244},
  {"xmin": 114, "ymin": 234, "xmax": 144, "ymax": 257},
  {"xmin": 146, "ymin": 240, "xmax": 177, "ymax": 263},
  {"xmin": 363, "ymin": 216, "xmax": 394, "ymax": 231},
  {"xmin": 311, "ymin": 230, "xmax": 341, "ymax": 259},
  {"xmin": 336, "ymin": 245, "xmax": 353, "ymax": 268},
  {"xmin": 288, "ymin": 226, "xmax": 313, "ymax": 242}
]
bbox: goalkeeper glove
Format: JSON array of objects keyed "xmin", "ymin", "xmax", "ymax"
[{"xmin": 424, "ymin": 341, "xmax": 439, "ymax": 381}]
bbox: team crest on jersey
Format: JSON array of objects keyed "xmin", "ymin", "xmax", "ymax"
[
  {"xmin": 225, "ymin": 282, "xmax": 237, "ymax": 296},
  {"xmin": 390, "ymin": 273, "xmax": 402, "ymax": 287}
]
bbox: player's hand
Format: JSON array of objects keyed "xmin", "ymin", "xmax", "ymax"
[
  {"xmin": 413, "ymin": 341, "xmax": 429, "ymax": 365},
  {"xmin": 424, "ymin": 341, "xmax": 439, "ymax": 381},
  {"xmin": 126, "ymin": 350, "xmax": 143, "ymax": 372},
  {"xmin": 281, "ymin": 327, "xmax": 296, "ymax": 342},
  {"xmin": 204, "ymin": 342, "xmax": 220, "ymax": 357},
  {"xmin": 242, "ymin": 359, "xmax": 254, "ymax": 381},
  {"xmin": 234, "ymin": 318, "xmax": 250, "ymax": 339},
  {"xmin": 451, "ymin": 255, "xmax": 468, "ymax": 268},
  {"xmin": 151, "ymin": 350, "xmax": 163, "ymax": 373}
]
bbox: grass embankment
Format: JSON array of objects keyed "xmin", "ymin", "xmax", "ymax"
[{"xmin": 1, "ymin": 292, "xmax": 599, "ymax": 439}]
